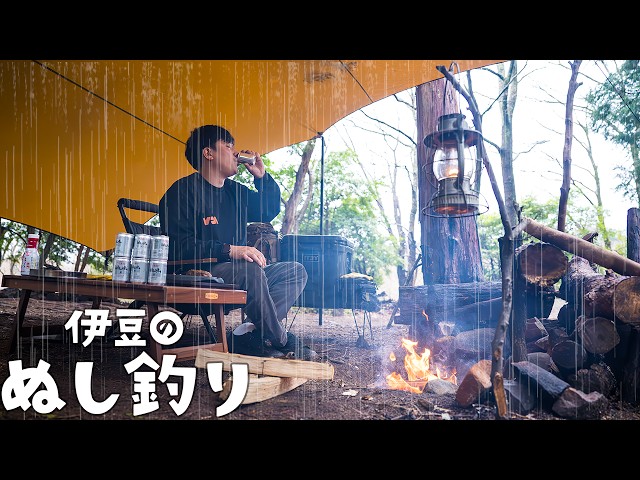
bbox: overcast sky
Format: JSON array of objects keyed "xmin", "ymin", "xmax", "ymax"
[{"xmin": 270, "ymin": 60, "xmax": 632, "ymax": 239}]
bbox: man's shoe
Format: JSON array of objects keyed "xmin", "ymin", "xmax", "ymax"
[
  {"xmin": 227, "ymin": 330, "xmax": 284, "ymax": 358},
  {"xmin": 278, "ymin": 332, "xmax": 320, "ymax": 361}
]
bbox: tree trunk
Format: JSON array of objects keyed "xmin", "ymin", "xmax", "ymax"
[
  {"xmin": 497, "ymin": 61, "xmax": 519, "ymax": 227},
  {"xmin": 628, "ymin": 208, "xmax": 640, "ymax": 263},
  {"xmin": 281, "ymin": 139, "xmax": 316, "ymax": 235},
  {"xmin": 75, "ymin": 245, "xmax": 85, "ymax": 271},
  {"xmin": 80, "ymin": 247, "xmax": 91, "ymax": 271},
  {"xmin": 416, "ymin": 78, "xmax": 483, "ymax": 285},
  {"xmin": 557, "ymin": 60, "xmax": 582, "ymax": 232}
]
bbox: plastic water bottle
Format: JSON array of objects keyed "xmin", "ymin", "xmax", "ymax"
[{"xmin": 20, "ymin": 233, "xmax": 40, "ymax": 275}]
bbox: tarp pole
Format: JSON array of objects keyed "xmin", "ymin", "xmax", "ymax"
[{"xmin": 319, "ymin": 135, "xmax": 325, "ymax": 326}]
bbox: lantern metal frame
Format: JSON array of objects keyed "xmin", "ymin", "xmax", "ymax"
[
  {"xmin": 422, "ymin": 112, "xmax": 488, "ymax": 217},
  {"xmin": 421, "ymin": 60, "xmax": 489, "ymax": 218}
]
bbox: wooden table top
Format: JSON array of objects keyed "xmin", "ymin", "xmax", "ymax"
[{"xmin": 2, "ymin": 274, "xmax": 247, "ymax": 305}]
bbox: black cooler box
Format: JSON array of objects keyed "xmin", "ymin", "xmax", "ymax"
[{"xmin": 280, "ymin": 234, "xmax": 354, "ymax": 309}]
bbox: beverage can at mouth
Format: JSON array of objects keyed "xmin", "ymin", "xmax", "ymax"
[{"xmin": 237, "ymin": 153, "xmax": 256, "ymax": 166}]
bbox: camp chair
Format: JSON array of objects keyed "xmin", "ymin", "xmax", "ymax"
[{"xmin": 115, "ymin": 197, "xmax": 242, "ymax": 347}]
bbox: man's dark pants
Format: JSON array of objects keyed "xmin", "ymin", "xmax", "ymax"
[{"xmin": 207, "ymin": 260, "xmax": 307, "ymax": 348}]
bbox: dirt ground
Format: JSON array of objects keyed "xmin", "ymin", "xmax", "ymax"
[{"xmin": 1, "ymin": 291, "xmax": 640, "ymax": 425}]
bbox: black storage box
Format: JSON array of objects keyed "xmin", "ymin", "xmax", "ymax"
[{"xmin": 280, "ymin": 234, "xmax": 354, "ymax": 309}]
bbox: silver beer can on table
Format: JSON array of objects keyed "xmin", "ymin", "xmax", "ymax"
[
  {"xmin": 131, "ymin": 234, "xmax": 152, "ymax": 259},
  {"xmin": 112, "ymin": 256, "xmax": 131, "ymax": 282},
  {"xmin": 114, "ymin": 232, "xmax": 135, "ymax": 258},
  {"xmin": 147, "ymin": 259, "xmax": 168, "ymax": 285},
  {"xmin": 129, "ymin": 258, "xmax": 149, "ymax": 284},
  {"xmin": 150, "ymin": 235, "xmax": 170, "ymax": 261}
]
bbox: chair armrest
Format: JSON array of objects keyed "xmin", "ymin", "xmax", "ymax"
[
  {"xmin": 167, "ymin": 258, "xmax": 220, "ymax": 266},
  {"xmin": 166, "ymin": 258, "xmax": 222, "ymax": 276}
]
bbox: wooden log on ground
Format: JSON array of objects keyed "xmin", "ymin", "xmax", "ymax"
[
  {"xmin": 556, "ymin": 301, "xmax": 578, "ymax": 333},
  {"xmin": 220, "ymin": 374, "xmax": 308, "ymax": 405},
  {"xmin": 449, "ymin": 287, "xmax": 556, "ymax": 333},
  {"xmin": 575, "ymin": 315, "xmax": 620, "ymax": 355},
  {"xmin": 602, "ymin": 322, "xmax": 633, "ymax": 383},
  {"xmin": 195, "ymin": 350, "xmax": 335, "ymax": 380},
  {"xmin": 525, "ymin": 317, "xmax": 548, "ymax": 343},
  {"xmin": 454, "ymin": 359, "xmax": 492, "ymax": 407},
  {"xmin": 559, "ymin": 256, "xmax": 626, "ymax": 320},
  {"xmin": 397, "ymin": 242, "xmax": 564, "ymax": 332},
  {"xmin": 518, "ymin": 216, "xmax": 640, "ymax": 276},
  {"xmin": 613, "ymin": 276, "xmax": 640, "ymax": 325},
  {"xmin": 551, "ymin": 339, "xmax": 589, "ymax": 374},
  {"xmin": 565, "ymin": 363, "xmax": 616, "ymax": 397},
  {"xmin": 512, "ymin": 360, "xmax": 570, "ymax": 409},
  {"xmin": 397, "ymin": 281, "xmax": 502, "ymax": 322}
]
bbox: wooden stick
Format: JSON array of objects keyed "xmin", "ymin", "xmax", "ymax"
[{"xmin": 518, "ymin": 217, "xmax": 640, "ymax": 276}]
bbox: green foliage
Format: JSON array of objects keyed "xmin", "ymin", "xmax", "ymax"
[
  {"xmin": 268, "ymin": 147, "xmax": 400, "ymax": 284},
  {"xmin": 0, "ymin": 219, "xmax": 110, "ymax": 275},
  {"xmin": 0, "ymin": 220, "xmax": 29, "ymax": 272},
  {"xmin": 233, "ymin": 154, "xmax": 275, "ymax": 191},
  {"xmin": 477, "ymin": 194, "xmax": 627, "ymax": 279},
  {"xmin": 476, "ymin": 211, "xmax": 503, "ymax": 280},
  {"xmin": 586, "ymin": 60, "xmax": 640, "ymax": 203}
]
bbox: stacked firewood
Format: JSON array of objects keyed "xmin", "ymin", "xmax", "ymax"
[
  {"xmin": 555, "ymin": 255, "xmax": 640, "ymax": 404},
  {"xmin": 395, "ymin": 214, "xmax": 640, "ymax": 418},
  {"xmin": 453, "ymin": 255, "xmax": 639, "ymax": 419}
]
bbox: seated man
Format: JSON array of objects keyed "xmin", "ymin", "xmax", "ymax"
[{"xmin": 159, "ymin": 124, "xmax": 316, "ymax": 360}]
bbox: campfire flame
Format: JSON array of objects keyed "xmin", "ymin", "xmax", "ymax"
[{"xmin": 386, "ymin": 337, "xmax": 457, "ymax": 393}]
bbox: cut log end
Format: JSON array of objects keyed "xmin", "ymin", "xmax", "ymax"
[
  {"xmin": 614, "ymin": 276, "xmax": 640, "ymax": 325},
  {"xmin": 516, "ymin": 242, "xmax": 568, "ymax": 287}
]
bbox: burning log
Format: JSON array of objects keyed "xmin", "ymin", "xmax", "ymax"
[
  {"xmin": 396, "ymin": 241, "xmax": 564, "ymax": 339},
  {"xmin": 397, "ymin": 282, "xmax": 556, "ymax": 334},
  {"xmin": 385, "ymin": 337, "xmax": 458, "ymax": 394}
]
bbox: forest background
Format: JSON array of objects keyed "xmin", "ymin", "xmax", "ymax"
[{"xmin": 0, "ymin": 60, "xmax": 636, "ymax": 298}]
